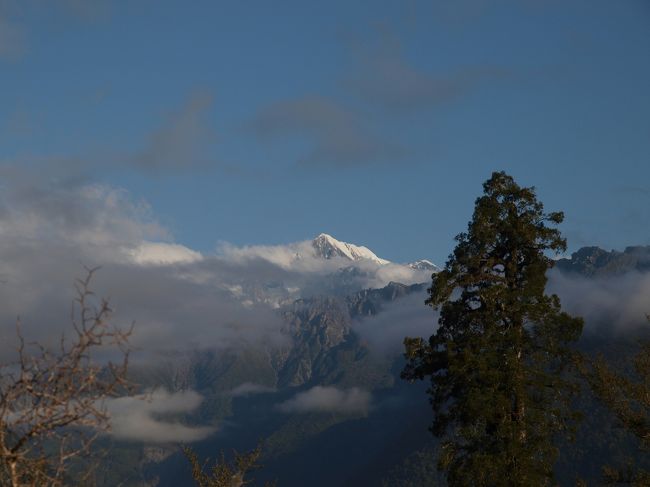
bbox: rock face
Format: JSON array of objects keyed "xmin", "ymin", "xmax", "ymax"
[
  {"xmin": 278, "ymin": 296, "xmax": 351, "ymax": 387},
  {"xmin": 556, "ymin": 246, "xmax": 650, "ymax": 276},
  {"xmin": 134, "ymin": 279, "xmax": 427, "ymax": 397},
  {"xmin": 274, "ymin": 282, "xmax": 424, "ymax": 387},
  {"xmin": 346, "ymin": 282, "xmax": 425, "ymax": 319}
]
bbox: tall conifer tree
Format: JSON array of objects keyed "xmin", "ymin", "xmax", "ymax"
[{"xmin": 403, "ymin": 172, "xmax": 583, "ymax": 486}]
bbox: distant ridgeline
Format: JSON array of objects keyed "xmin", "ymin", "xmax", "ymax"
[{"xmin": 556, "ymin": 245, "xmax": 650, "ymax": 276}]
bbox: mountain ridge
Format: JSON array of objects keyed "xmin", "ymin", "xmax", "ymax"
[{"xmin": 556, "ymin": 245, "xmax": 650, "ymax": 276}]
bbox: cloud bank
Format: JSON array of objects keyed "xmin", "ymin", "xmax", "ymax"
[
  {"xmin": 352, "ymin": 268, "xmax": 650, "ymax": 356},
  {"xmin": 0, "ymin": 170, "xmax": 432, "ymax": 363},
  {"xmin": 0, "ymin": 173, "xmax": 286, "ymax": 360},
  {"xmin": 548, "ymin": 269, "xmax": 650, "ymax": 332}
]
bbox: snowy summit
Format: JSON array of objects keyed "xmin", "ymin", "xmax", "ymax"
[
  {"xmin": 408, "ymin": 259, "xmax": 440, "ymax": 272},
  {"xmin": 312, "ymin": 233, "xmax": 391, "ymax": 265}
]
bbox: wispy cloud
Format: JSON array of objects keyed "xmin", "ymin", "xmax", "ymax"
[
  {"xmin": 277, "ymin": 386, "xmax": 371, "ymax": 414},
  {"xmin": 344, "ymin": 27, "xmax": 510, "ymax": 115},
  {"xmin": 132, "ymin": 91, "xmax": 217, "ymax": 172},
  {"xmin": 250, "ymin": 96, "xmax": 406, "ymax": 168}
]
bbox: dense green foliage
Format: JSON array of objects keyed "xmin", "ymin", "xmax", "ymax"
[{"xmin": 403, "ymin": 171, "xmax": 584, "ymax": 486}]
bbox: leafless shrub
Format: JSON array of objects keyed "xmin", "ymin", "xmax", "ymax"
[
  {"xmin": 183, "ymin": 442, "xmax": 276, "ymax": 487},
  {"xmin": 0, "ymin": 267, "xmax": 133, "ymax": 486}
]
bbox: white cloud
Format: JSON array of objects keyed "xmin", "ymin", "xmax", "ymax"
[
  {"xmin": 277, "ymin": 386, "xmax": 371, "ymax": 414},
  {"xmin": 228, "ymin": 382, "xmax": 277, "ymax": 397},
  {"xmin": 104, "ymin": 389, "xmax": 215, "ymax": 443}
]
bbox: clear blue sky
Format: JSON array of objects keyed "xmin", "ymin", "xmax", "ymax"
[{"xmin": 1, "ymin": 0, "xmax": 649, "ymax": 264}]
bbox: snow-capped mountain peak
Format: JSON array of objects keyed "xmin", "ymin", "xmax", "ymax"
[
  {"xmin": 408, "ymin": 259, "xmax": 440, "ymax": 272},
  {"xmin": 312, "ymin": 233, "xmax": 390, "ymax": 265}
]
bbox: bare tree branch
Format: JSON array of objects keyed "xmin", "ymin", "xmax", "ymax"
[{"xmin": 0, "ymin": 268, "xmax": 133, "ymax": 487}]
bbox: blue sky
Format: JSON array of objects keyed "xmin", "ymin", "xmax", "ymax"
[{"xmin": 1, "ymin": 0, "xmax": 649, "ymax": 264}]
